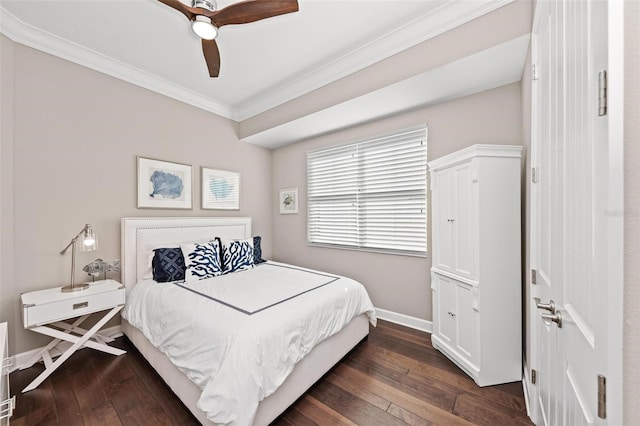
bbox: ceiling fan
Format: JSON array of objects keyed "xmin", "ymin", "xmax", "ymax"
[{"xmin": 159, "ymin": 0, "xmax": 299, "ymax": 77}]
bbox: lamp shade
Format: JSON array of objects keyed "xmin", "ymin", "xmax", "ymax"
[{"xmin": 81, "ymin": 225, "xmax": 97, "ymax": 251}]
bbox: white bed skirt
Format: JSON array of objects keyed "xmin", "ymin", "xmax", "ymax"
[{"xmin": 122, "ymin": 313, "xmax": 370, "ymax": 425}]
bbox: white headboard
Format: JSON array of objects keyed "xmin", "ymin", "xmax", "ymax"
[{"xmin": 121, "ymin": 217, "xmax": 252, "ymax": 288}]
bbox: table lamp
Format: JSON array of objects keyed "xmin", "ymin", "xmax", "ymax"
[{"xmin": 60, "ymin": 223, "xmax": 98, "ymax": 292}]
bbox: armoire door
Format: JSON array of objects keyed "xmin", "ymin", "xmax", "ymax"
[
  {"xmin": 433, "ymin": 168, "xmax": 454, "ymax": 273},
  {"xmin": 530, "ymin": 0, "xmax": 623, "ymax": 424},
  {"xmin": 433, "ymin": 273, "xmax": 456, "ymax": 346},
  {"xmin": 432, "ymin": 161, "xmax": 476, "ymax": 280},
  {"xmin": 451, "ymin": 161, "xmax": 475, "ymax": 280}
]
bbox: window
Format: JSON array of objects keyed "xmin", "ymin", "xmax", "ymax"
[{"xmin": 307, "ymin": 126, "xmax": 427, "ymax": 256}]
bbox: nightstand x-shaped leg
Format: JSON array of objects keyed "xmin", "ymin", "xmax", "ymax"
[{"xmin": 22, "ymin": 305, "xmax": 125, "ymax": 393}]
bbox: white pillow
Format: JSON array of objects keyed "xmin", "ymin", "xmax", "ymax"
[
  {"xmin": 181, "ymin": 241, "xmax": 224, "ymax": 282},
  {"xmin": 220, "ymin": 238, "xmax": 255, "ymax": 274}
]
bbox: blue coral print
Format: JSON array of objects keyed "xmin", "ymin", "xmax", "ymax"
[
  {"xmin": 222, "ymin": 240, "xmax": 254, "ymax": 274},
  {"xmin": 149, "ymin": 170, "xmax": 184, "ymax": 199},
  {"xmin": 185, "ymin": 242, "xmax": 223, "ymax": 280}
]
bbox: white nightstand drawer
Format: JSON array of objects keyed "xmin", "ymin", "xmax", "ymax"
[{"xmin": 22, "ymin": 281, "xmax": 125, "ymax": 328}]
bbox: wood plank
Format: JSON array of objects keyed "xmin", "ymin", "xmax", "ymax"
[
  {"xmin": 333, "ymin": 363, "xmax": 475, "ymax": 426},
  {"xmin": 375, "ymin": 321, "xmax": 432, "ymax": 348},
  {"xmin": 68, "ymin": 361, "xmax": 109, "ymax": 412},
  {"xmin": 293, "ymin": 395, "xmax": 358, "ymax": 425},
  {"xmin": 344, "ymin": 353, "xmax": 458, "ymax": 412},
  {"xmin": 279, "ymin": 406, "xmax": 318, "ymax": 426},
  {"xmin": 309, "ymin": 380, "xmax": 407, "ymax": 426},
  {"xmin": 49, "ymin": 368, "xmax": 84, "ymax": 426},
  {"xmin": 387, "ymin": 403, "xmax": 432, "ymax": 426},
  {"xmin": 354, "ymin": 340, "xmax": 465, "ymax": 385},
  {"xmin": 326, "ymin": 371, "xmax": 391, "ymax": 411},
  {"xmin": 453, "ymin": 393, "xmax": 534, "ymax": 426},
  {"xmin": 105, "ymin": 376, "xmax": 172, "ymax": 426},
  {"xmin": 9, "ymin": 404, "xmax": 58, "ymax": 426},
  {"xmin": 9, "ymin": 366, "xmax": 57, "ymax": 420},
  {"xmin": 82, "ymin": 401, "xmax": 123, "ymax": 426},
  {"xmin": 123, "ymin": 350, "xmax": 199, "ymax": 425},
  {"xmin": 368, "ymin": 331, "xmax": 467, "ymax": 376}
]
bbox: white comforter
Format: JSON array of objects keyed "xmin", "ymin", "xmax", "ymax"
[{"xmin": 121, "ymin": 261, "xmax": 376, "ymax": 425}]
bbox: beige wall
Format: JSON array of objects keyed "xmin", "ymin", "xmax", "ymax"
[
  {"xmin": 0, "ymin": 38, "xmax": 273, "ymax": 354},
  {"xmin": 0, "ymin": 36, "xmax": 15, "ymax": 352},
  {"xmin": 624, "ymin": 0, "xmax": 640, "ymax": 423},
  {"xmin": 271, "ymin": 82, "xmax": 522, "ymax": 320}
]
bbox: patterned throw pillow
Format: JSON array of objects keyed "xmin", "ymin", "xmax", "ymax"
[
  {"xmin": 181, "ymin": 241, "xmax": 224, "ymax": 282},
  {"xmin": 253, "ymin": 236, "xmax": 266, "ymax": 264},
  {"xmin": 152, "ymin": 247, "xmax": 185, "ymax": 282},
  {"xmin": 221, "ymin": 238, "xmax": 255, "ymax": 274}
]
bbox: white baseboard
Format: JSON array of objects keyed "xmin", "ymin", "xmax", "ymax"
[
  {"xmin": 375, "ymin": 307, "xmax": 433, "ymax": 333},
  {"xmin": 11, "ymin": 324, "xmax": 123, "ymax": 372}
]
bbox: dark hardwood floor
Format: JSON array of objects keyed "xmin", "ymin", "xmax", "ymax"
[{"xmin": 9, "ymin": 320, "xmax": 532, "ymax": 425}]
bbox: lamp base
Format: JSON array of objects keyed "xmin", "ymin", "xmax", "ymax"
[{"xmin": 61, "ymin": 283, "xmax": 90, "ymax": 293}]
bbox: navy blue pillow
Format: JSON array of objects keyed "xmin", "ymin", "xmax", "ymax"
[
  {"xmin": 152, "ymin": 247, "xmax": 186, "ymax": 282},
  {"xmin": 253, "ymin": 236, "xmax": 266, "ymax": 264}
]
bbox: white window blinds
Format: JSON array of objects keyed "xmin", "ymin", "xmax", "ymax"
[{"xmin": 307, "ymin": 126, "xmax": 427, "ymax": 255}]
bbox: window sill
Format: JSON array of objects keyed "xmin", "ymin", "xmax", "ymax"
[{"xmin": 306, "ymin": 242, "xmax": 428, "ymax": 259}]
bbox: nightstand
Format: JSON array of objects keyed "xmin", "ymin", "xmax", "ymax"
[{"xmin": 20, "ymin": 279, "xmax": 126, "ymax": 392}]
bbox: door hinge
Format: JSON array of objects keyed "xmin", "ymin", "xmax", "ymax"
[
  {"xmin": 531, "ymin": 269, "xmax": 537, "ymax": 285},
  {"xmin": 598, "ymin": 70, "xmax": 607, "ymax": 116},
  {"xmin": 532, "ymin": 167, "xmax": 538, "ymax": 183},
  {"xmin": 532, "ymin": 63, "xmax": 539, "ymax": 80},
  {"xmin": 531, "ymin": 369, "xmax": 537, "ymax": 385},
  {"xmin": 598, "ymin": 374, "xmax": 607, "ymax": 419}
]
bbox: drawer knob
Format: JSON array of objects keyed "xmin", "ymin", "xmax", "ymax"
[{"xmin": 73, "ymin": 302, "xmax": 89, "ymax": 310}]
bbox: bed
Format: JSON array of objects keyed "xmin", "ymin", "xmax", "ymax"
[{"xmin": 120, "ymin": 217, "xmax": 376, "ymax": 425}]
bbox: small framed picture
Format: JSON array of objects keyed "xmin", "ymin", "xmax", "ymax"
[
  {"xmin": 137, "ymin": 156, "xmax": 192, "ymax": 209},
  {"xmin": 201, "ymin": 167, "xmax": 240, "ymax": 210},
  {"xmin": 279, "ymin": 188, "xmax": 298, "ymax": 214}
]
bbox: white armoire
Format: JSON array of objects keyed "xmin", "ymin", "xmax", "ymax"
[{"xmin": 429, "ymin": 144, "xmax": 522, "ymax": 387}]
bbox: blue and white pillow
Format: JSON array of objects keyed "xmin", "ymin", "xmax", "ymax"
[
  {"xmin": 221, "ymin": 238, "xmax": 255, "ymax": 274},
  {"xmin": 180, "ymin": 241, "xmax": 224, "ymax": 282},
  {"xmin": 152, "ymin": 247, "xmax": 185, "ymax": 282}
]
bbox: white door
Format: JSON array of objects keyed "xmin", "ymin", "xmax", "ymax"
[
  {"xmin": 531, "ymin": 0, "xmax": 622, "ymax": 424},
  {"xmin": 531, "ymin": 2, "xmax": 563, "ymax": 423}
]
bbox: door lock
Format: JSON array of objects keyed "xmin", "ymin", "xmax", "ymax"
[
  {"xmin": 535, "ymin": 297, "xmax": 556, "ymax": 314},
  {"xmin": 541, "ymin": 311, "xmax": 562, "ymax": 328}
]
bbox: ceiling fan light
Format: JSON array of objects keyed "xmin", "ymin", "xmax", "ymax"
[{"xmin": 192, "ymin": 15, "xmax": 218, "ymax": 40}]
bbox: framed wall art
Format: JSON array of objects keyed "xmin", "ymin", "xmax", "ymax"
[
  {"xmin": 279, "ymin": 188, "xmax": 298, "ymax": 214},
  {"xmin": 201, "ymin": 167, "xmax": 240, "ymax": 210},
  {"xmin": 137, "ymin": 156, "xmax": 192, "ymax": 209}
]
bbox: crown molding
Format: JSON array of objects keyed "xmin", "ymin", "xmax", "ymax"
[
  {"xmin": 0, "ymin": 6, "xmax": 236, "ymax": 120},
  {"xmin": 233, "ymin": 0, "xmax": 514, "ymax": 121}
]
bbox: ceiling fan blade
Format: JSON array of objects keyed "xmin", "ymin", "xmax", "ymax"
[
  {"xmin": 207, "ymin": 0, "xmax": 299, "ymax": 28},
  {"xmin": 202, "ymin": 39, "xmax": 221, "ymax": 77},
  {"xmin": 157, "ymin": 0, "xmax": 199, "ymax": 21}
]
